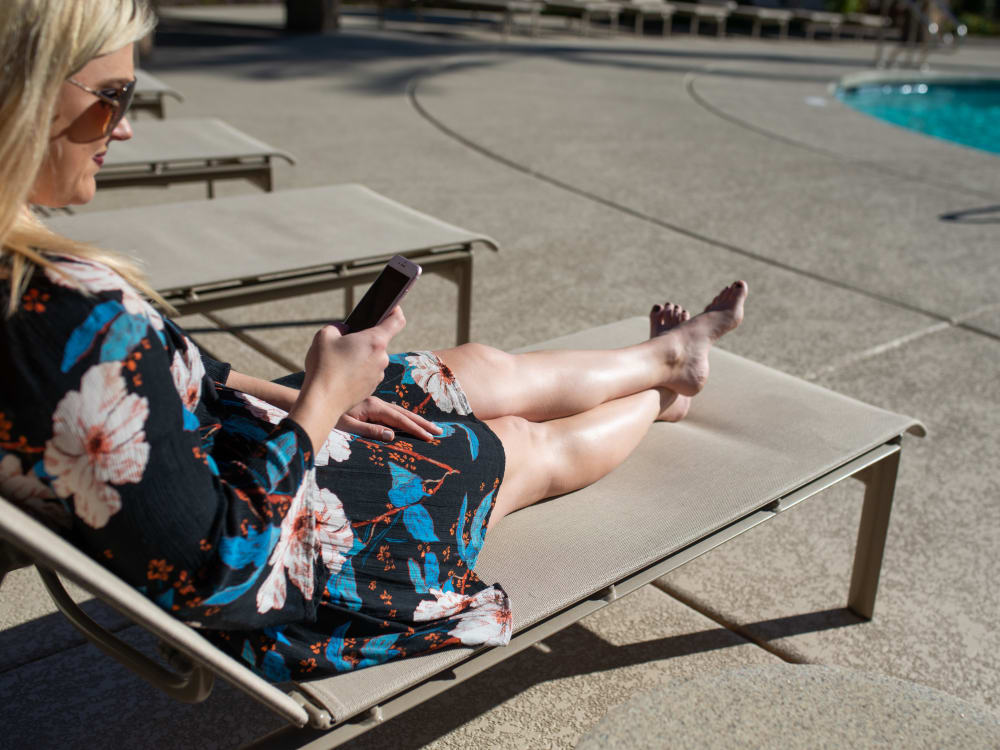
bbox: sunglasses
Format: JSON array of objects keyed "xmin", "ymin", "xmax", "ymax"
[{"xmin": 66, "ymin": 78, "xmax": 137, "ymax": 137}]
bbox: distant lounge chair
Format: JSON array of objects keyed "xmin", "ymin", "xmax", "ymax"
[
  {"xmin": 45, "ymin": 184, "xmax": 499, "ymax": 350},
  {"xmin": 841, "ymin": 10, "xmax": 892, "ymax": 37},
  {"xmin": 0, "ymin": 317, "xmax": 924, "ymax": 745},
  {"xmin": 623, "ymin": 0, "xmax": 677, "ymax": 35},
  {"xmin": 543, "ymin": 0, "xmax": 623, "ymax": 35},
  {"xmin": 731, "ymin": 2, "xmax": 793, "ymax": 37},
  {"xmin": 670, "ymin": 0, "xmax": 736, "ymax": 36},
  {"xmin": 453, "ymin": 0, "xmax": 545, "ymax": 34},
  {"xmin": 133, "ymin": 69, "xmax": 184, "ymax": 119},
  {"xmin": 96, "ymin": 117, "xmax": 296, "ymax": 198},
  {"xmin": 790, "ymin": 7, "xmax": 845, "ymax": 38}
]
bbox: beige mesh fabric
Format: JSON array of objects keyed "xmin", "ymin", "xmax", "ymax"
[
  {"xmin": 102, "ymin": 118, "xmax": 294, "ymax": 169},
  {"xmin": 296, "ymin": 317, "xmax": 922, "ymax": 722},
  {"xmin": 45, "ymin": 184, "xmax": 499, "ymax": 294}
]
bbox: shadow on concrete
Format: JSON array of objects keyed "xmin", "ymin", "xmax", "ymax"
[
  {"xmin": 339, "ymin": 606, "xmax": 865, "ymax": 748},
  {"xmin": 939, "ymin": 204, "xmax": 1000, "ymax": 223},
  {"xmin": 0, "ymin": 601, "xmax": 865, "ymax": 748},
  {"xmin": 149, "ymin": 14, "xmax": 997, "ymax": 97}
]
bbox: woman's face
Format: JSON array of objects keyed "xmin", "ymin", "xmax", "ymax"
[{"xmin": 30, "ymin": 44, "xmax": 135, "ymax": 208}]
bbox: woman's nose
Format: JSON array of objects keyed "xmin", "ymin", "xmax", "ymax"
[{"xmin": 111, "ymin": 115, "xmax": 133, "ymax": 141}]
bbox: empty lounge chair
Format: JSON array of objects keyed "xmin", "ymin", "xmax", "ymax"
[
  {"xmin": 670, "ymin": 0, "xmax": 736, "ymax": 36},
  {"xmin": 44, "ymin": 184, "xmax": 499, "ymax": 349},
  {"xmin": 96, "ymin": 117, "xmax": 296, "ymax": 198},
  {"xmin": 133, "ymin": 69, "xmax": 184, "ymax": 119}
]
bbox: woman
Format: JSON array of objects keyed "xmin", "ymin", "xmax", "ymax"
[{"xmin": 0, "ymin": 0, "xmax": 746, "ymax": 681}]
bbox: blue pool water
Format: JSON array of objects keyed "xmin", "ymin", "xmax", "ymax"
[{"xmin": 836, "ymin": 80, "xmax": 1000, "ymax": 156}]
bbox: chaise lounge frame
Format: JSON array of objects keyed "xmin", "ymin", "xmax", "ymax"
[
  {"xmin": 45, "ymin": 184, "xmax": 499, "ymax": 355},
  {"xmin": 0, "ymin": 315, "xmax": 923, "ymax": 747},
  {"xmin": 95, "ymin": 117, "xmax": 296, "ymax": 199}
]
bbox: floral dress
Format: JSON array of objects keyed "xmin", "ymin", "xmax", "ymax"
[{"xmin": 0, "ymin": 255, "xmax": 511, "ymax": 682}]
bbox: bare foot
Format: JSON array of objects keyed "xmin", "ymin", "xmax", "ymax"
[
  {"xmin": 656, "ymin": 281, "xmax": 748, "ymax": 398},
  {"xmin": 649, "ymin": 303, "xmax": 692, "ymax": 422}
]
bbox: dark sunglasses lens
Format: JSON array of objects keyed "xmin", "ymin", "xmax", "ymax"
[{"xmin": 102, "ymin": 80, "xmax": 136, "ymax": 136}]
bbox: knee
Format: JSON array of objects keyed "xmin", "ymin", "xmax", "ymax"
[
  {"xmin": 490, "ymin": 415, "xmax": 558, "ymax": 491},
  {"xmin": 488, "ymin": 415, "xmax": 555, "ymax": 523},
  {"xmin": 453, "ymin": 342, "xmax": 515, "ymax": 376}
]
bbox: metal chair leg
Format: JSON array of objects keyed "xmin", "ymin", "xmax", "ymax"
[{"xmin": 848, "ymin": 447, "xmax": 901, "ymax": 619}]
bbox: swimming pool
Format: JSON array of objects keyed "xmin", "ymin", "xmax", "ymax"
[{"xmin": 836, "ymin": 73, "xmax": 1000, "ymax": 156}]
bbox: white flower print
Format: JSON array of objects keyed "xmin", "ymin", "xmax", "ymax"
[
  {"xmin": 315, "ymin": 430, "xmax": 351, "ymax": 466},
  {"xmin": 405, "ymin": 353, "xmax": 471, "ymax": 416},
  {"xmin": 0, "ymin": 454, "xmax": 70, "ymax": 529},
  {"xmin": 0, "ymin": 454, "xmax": 55, "ymax": 503},
  {"xmin": 44, "ymin": 362, "xmax": 150, "ymax": 529},
  {"xmin": 239, "ymin": 392, "xmax": 287, "ymax": 426},
  {"xmin": 46, "ymin": 258, "xmax": 165, "ymax": 331},
  {"xmin": 446, "ymin": 587, "xmax": 512, "ymax": 646},
  {"xmin": 169, "ymin": 347, "xmax": 204, "ymax": 412},
  {"xmin": 256, "ymin": 470, "xmax": 355, "ymax": 614},
  {"xmin": 413, "ymin": 587, "xmax": 512, "ymax": 646},
  {"xmin": 238, "ymin": 392, "xmax": 351, "ymax": 465},
  {"xmin": 412, "ymin": 588, "xmax": 474, "ymax": 622}
]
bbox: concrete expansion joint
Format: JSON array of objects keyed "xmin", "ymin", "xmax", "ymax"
[
  {"xmin": 684, "ymin": 69, "xmax": 1000, "ymax": 204},
  {"xmin": 407, "ymin": 64, "xmax": 1000, "ymax": 357}
]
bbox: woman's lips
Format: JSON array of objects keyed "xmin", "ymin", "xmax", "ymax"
[{"xmin": 93, "ymin": 152, "xmax": 106, "ymax": 167}]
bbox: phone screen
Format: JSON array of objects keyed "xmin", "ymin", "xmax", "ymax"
[{"xmin": 343, "ymin": 265, "xmax": 411, "ymax": 331}]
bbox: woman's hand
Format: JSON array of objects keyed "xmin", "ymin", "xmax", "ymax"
[
  {"xmin": 289, "ymin": 307, "xmax": 406, "ymax": 451},
  {"xmin": 338, "ymin": 397, "xmax": 443, "ymax": 443}
]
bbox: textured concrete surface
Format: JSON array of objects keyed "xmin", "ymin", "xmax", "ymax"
[
  {"xmin": 3, "ymin": 3, "xmax": 999, "ymax": 748},
  {"xmin": 578, "ymin": 664, "xmax": 1000, "ymax": 748}
]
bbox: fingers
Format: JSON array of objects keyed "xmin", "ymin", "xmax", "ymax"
[
  {"xmin": 375, "ymin": 306, "xmax": 406, "ymax": 339},
  {"xmin": 339, "ymin": 414, "xmax": 395, "ymax": 442},
  {"xmin": 344, "ymin": 399, "xmax": 443, "ymax": 442},
  {"xmin": 385, "ymin": 402, "xmax": 442, "ymax": 441}
]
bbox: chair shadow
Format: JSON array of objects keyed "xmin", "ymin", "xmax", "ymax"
[
  {"xmin": 939, "ymin": 205, "xmax": 1000, "ymax": 224},
  {"xmin": 339, "ymin": 606, "xmax": 865, "ymax": 748}
]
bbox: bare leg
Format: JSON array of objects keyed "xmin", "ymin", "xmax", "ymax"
[
  {"xmin": 436, "ymin": 281, "xmax": 747, "ymax": 422},
  {"xmin": 486, "ymin": 389, "xmax": 670, "ymax": 526}
]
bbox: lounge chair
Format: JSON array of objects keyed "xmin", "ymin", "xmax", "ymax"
[
  {"xmin": 45, "ymin": 184, "xmax": 498, "ymax": 351},
  {"xmin": 133, "ymin": 69, "xmax": 184, "ymax": 119},
  {"xmin": 731, "ymin": 2, "xmax": 793, "ymax": 37},
  {"xmin": 790, "ymin": 7, "xmax": 845, "ymax": 38},
  {"xmin": 444, "ymin": 0, "xmax": 546, "ymax": 35},
  {"xmin": 543, "ymin": 0, "xmax": 623, "ymax": 35},
  {"xmin": 0, "ymin": 316, "xmax": 924, "ymax": 745},
  {"xmin": 96, "ymin": 117, "xmax": 296, "ymax": 198},
  {"xmin": 623, "ymin": 0, "xmax": 677, "ymax": 36},
  {"xmin": 841, "ymin": 10, "xmax": 892, "ymax": 37},
  {"xmin": 670, "ymin": 0, "xmax": 736, "ymax": 36}
]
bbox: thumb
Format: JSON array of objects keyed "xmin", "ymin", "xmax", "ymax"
[
  {"xmin": 329, "ymin": 321, "xmax": 348, "ymax": 336},
  {"xmin": 375, "ymin": 306, "xmax": 406, "ymax": 338}
]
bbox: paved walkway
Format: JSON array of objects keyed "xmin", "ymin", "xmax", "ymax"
[{"xmin": 2, "ymin": 4, "xmax": 999, "ymax": 747}]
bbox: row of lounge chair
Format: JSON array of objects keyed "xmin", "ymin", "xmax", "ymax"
[
  {"xmin": 378, "ymin": 0, "xmax": 893, "ymax": 38},
  {"xmin": 2, "ymin": 67, "xmax": 924, "ymax": 746}
]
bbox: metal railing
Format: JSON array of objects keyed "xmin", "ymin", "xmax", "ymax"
[{"xmin": 873, "ymin": 0, "xmax": 967, "ymax": 67}]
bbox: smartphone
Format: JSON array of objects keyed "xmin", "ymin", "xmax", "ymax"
[{"xmin": 343, "ymin": 255, "xmax": 422, "ymax": 332}]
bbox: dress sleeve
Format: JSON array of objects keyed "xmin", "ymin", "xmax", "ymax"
[
  {"xmin": 199, "ymin": 352, "xmax": 232, "ymax": 387},
  {"xmin": 2, "ymin": 272, "xmax": 319, "ymax": 630}
]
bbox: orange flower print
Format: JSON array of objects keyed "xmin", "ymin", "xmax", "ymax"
[
  {"xmin": 148, "ymin": 559, "xmax": 174, "ymax": 581},
  {"xmin": 21, "ymin": 288, "xmax": 49, "ymax": 313}
]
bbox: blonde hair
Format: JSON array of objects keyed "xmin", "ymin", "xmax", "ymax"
[{"xmin": 0, "ymin": 0, "xmax": 168, "ymax": 316}]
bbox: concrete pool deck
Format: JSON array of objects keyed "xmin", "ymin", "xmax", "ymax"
[{"xmin": 2, "ymin": 4, "xmax": 1000, "ymax": 747}]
